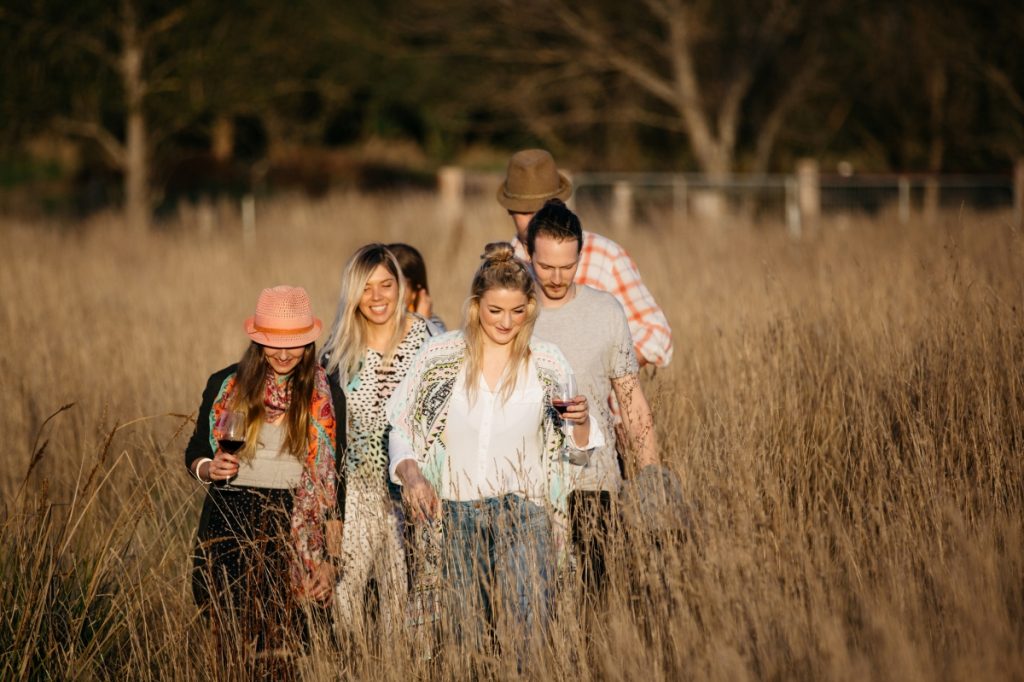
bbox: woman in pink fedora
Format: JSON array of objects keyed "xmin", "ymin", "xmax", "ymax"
[{"xmin": 185, "ymin": 285, "xmax": 340, "ymax": 669}]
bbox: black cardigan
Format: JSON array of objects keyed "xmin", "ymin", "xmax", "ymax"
[
  {"xmin": 183, "ymin": 363, "xmax": 348, "ymax": 519},
  {"xmin": 184, "ymin": 364, "xmax": 238, "ymax": 475},
  {"xmin": 326, "ymin": 365, "xmax": 348, "ymax": 519}
]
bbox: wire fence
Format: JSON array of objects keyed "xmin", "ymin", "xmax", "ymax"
[
  {"xmin": 568, "ymin": 171, "xmax": 1018, "ymax": 235},
  {"xmin": 454, "ymin": 164, "xmax": 1023, "ymax": 237}
]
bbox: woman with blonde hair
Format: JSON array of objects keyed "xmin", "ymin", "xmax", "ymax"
[
  {"xmin": 387, "ymin": 242, "xmax": 602, "ymax": 662},
  {"xmin": 321, "ymin": 243, "xmax": 434, "ymax": 638},
  {"xmin": 185, "ymin": 285, "xmax": 338, "ymax": 670}
]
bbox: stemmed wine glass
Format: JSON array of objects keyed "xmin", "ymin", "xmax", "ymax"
[
  {"xmin": 551, "ymin": 373, "xmax": 577, "ymax": 422},
  {"xmin": 213, "ymin": 410, "xmax": 245, "ymax": 490},
  {"xmin": 552, "ymin": 373, "xmax": 588, "ymax": 465}
]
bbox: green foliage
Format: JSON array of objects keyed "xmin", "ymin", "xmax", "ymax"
[{"xmin": 0, "ymin": 156, "xmax": 64, "ymax": 187}]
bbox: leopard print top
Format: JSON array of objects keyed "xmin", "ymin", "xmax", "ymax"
[{"xmin": 343, "ymin": 317, "xmax": 429, "ymax": 486}]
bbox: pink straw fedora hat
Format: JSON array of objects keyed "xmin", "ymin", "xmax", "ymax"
[
  {"xmin": 496, "ymin": 149, "xmax": 573, "ymax": 213},
  {"xmin": 244, "ymin": 285, "xmax": 323, "ymax": 348}
]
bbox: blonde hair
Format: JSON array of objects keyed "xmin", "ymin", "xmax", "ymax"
[
  {"xmin": 462, "ymin": 242, "xmax": 539, "ymax": 403},
  {"xmin": 323, "ymin": 244, "xmax": 408, "ymax": 383}
]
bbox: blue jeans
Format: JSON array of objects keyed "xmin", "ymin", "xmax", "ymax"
[{"xmin": 441, "ymin": 494, "xmax": 553, "ymax": 660}]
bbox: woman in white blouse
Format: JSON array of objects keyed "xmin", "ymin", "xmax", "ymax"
[{"xmin": 387, "ymin": 242, "xmax": 602, "ymax": 661}]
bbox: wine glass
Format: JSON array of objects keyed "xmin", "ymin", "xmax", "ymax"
[
  {"xmin": 553, "ymin": 374, "xmax": 589, "ymax": 465},
  {"xmin": 551, "ymin": 373, "xmax": 577, "ymax": 424},
  {"xmin": 213, "ymin": 410, "xmax": 245, "ymax": 491}
]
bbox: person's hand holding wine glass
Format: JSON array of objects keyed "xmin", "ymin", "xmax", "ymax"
[
  {"xmin": 211, "ymin": 410, "xmax": 244, "ymax": 489},
  {"xmin": 552, "ymin": 374, "xmax": 591, "ymax": 458}
]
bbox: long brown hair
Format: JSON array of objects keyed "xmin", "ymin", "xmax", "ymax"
[
  {"xmin": 231, "ymin": 341, "xmax": 317, "ymax": 460},
  {"xmin": 462, "ymin": 242, "xmax": 538, "ymax": 403},
  {"xmin": 387, "ymin": 242, "xmax": 430, "ymax": 308}
]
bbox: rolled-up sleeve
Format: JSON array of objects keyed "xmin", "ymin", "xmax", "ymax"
[{"xmin": 565, "ymin": 412, "xmax": 606, "ymax": 452}]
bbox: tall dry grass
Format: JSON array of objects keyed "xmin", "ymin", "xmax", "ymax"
[{"xmin": 1, "ymin": 193, "xmax": 1022, "ymax": 680}]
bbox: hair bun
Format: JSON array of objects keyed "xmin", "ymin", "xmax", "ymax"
[{"xmin": 480, "ymin": 241, "xmax": 516, "ymax": 263}]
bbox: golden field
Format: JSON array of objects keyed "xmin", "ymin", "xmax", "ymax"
[{"xmin": 1, "ymin": 192, "xmax": 1022, "ymax": 680}]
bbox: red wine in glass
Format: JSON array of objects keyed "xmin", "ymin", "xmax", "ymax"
[
  {"xmin": 551, "ymin": 400, "xmax": 572, "ymax": 416},
  {"xmin": 213, "ymin": 410, "xmax": 245, "ymax": 490},
  {"xmin": 553, "ymin": 374, "xmax": 577, "ymax": 420},
  {"xmin": 217, "ymin": 438, "xmax": 245, "ymax": 454}
]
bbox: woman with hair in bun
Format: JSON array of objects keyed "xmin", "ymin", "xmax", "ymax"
[
  {"xmin": 185, "ymin": 285, "xmax": 338, "ymax": 668},
  {"xmin": 387, "ymin": 242, "xmax": 602, "ymax": 661},
  {"xmin": 320, "ymin": 243, "xmax": 435, "ymax": 638}
]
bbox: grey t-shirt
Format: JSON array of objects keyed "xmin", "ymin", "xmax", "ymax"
[{"xmin": 533, "ymin": 285, "xmax": 639, "ymax": 492}]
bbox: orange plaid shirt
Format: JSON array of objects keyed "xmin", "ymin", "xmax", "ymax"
[{"xmin": 514, "ymin": 231, "xmax": 673, "ymax": 367}]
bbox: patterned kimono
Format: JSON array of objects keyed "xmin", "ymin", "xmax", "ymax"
[{"xmin": 386, "ymin": 330, "xmax": 584, "ymax": 556}]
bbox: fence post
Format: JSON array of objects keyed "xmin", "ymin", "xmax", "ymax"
[
  {"xmin": 797, "ymin": 159, "xmax": 820, "ymax": 230},
  {"xmin": 923, "ymin": 176, "xmax": 939, "ymax": 226},
  {"xmin": 437, "ymin": 166, "xmax": 464, "ymax": 227},
  {"xmin": 785, "ymin": 177, "xmax": 801, "ymax": 238},
  {"xmin": 611, "ymin": 180, "xmax": 633, "ymax": 233},
  {"xmin": 1014, "ymin": 158, "xmax": 1024, "ymax": 229},
  {"xmin": 197, "ymin": 197, "xmax": 216, "ymax": 236},
  {"xmin": 898, "ymin": 176, "xmax": 911, "ymax": 224},
  {"xmin": 672, "ymin": 175, "xmax": 688, "ymax": 229},
  {"xmin": 691, "ymin": 190, "xmax": 725, "ymax": 224}
]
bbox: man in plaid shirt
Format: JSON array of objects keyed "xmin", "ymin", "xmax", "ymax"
[{"xmin": 498, "ymin": 149, "xmax": 673, "ymax": 367}]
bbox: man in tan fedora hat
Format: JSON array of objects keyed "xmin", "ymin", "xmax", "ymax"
[{"xmin": 499, "ymin": 149, "xmax": 672, "ymax": 367}]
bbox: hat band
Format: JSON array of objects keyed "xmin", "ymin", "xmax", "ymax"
[
  {"xmin": 502, "ymin": 185, "xmax": 563, "ymax": 200},
  {"xmin": 253, "ymin": 322, "xmax": 315, "ymax": 335}
]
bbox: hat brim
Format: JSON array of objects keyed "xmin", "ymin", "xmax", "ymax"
[
  {"xmin": 243, "ymin": 317, "xmax": 323, "ymax": 348},
  {"xmin": 496, "ymin": 172, "xmax": 573, "ymax": 212}
]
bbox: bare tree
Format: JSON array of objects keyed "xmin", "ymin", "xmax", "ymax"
[
  {"xmin": 8, "ymin": 0, "xmax": 338, "ymax": 225},
  {"xmin": 21, "ymin": 0, "xmax": 191, "ymax": 230},
  {"xmin": 401, "ymin": 0, "xmax": 836, "ymax": 177}
]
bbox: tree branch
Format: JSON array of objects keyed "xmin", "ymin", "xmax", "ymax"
[
  {"xmin": 140, "ymin": 6, "xmax": 186, "ymax": 45},
  {"xmin": 549, "ymin": 1, "xmax": 678, "ymax": 106},
  {"xmin": 985, "ymin": 64, "xmax": 1024, "ymax": 117},
  {"xmin": 717, "ymin": 68, "xmax": 753, "ymax": 157},
  {"xmin": 751, "ymin": 57, "xmax": 822, "ymax": 174},
  {"xmin": 60, "ymin": 27, "xmax": 119, "ymax": 69},
  {"xmin": 53, "ymin": 117, "xmax": 126, "ymax": 168},
  {"xmin": 664, "ymin": 7, "xmax": 720, "ymax": 172},
  {"xmin": 639, "ymin": 0, "xmax": 673, "ymax": 24}
]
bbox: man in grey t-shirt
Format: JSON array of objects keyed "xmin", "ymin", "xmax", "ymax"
[
  {"xmin": 534, "ymin": 284, "xmax": 637, "ymax": 491},
  {"xmin": 527, "ymin": 199, "xmax": 662, "ymax": 594}
]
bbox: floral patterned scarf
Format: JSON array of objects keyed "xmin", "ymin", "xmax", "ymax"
[
  {"xmin": 210, "ymin": 365, "xmax": 337, "ymax": 591},
  {"xmin": 263, "ymin": 371, "xmax": 292, "ymax": 422}
]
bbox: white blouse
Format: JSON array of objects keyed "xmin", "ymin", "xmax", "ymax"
[{"xmin": 392, "ymin": 357, "xmax": 604, "ymax": 502}]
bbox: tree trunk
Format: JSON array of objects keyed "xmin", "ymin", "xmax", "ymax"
[
  {"xmin": 121, "ymin": 0, "xmax": 149, "ymax": 231},
  {"xmin": 124, "ymin": 106, "xmax": 148, "ymax": 231},
  {"xmin": 211, "ymin": 115, "xmax": 235, "ymax": 162},
  {"xmin": 923, "ymin": 63, "xmax": 947, "ymax": 225}
]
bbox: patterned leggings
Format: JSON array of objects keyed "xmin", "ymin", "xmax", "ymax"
[{"xmin": 333, "ymin": 480, "xmax": 408, "ymax": 639}]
